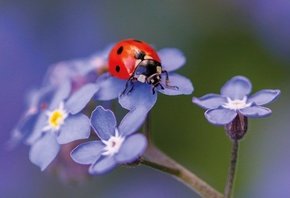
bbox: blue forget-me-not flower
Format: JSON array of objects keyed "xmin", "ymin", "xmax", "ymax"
[
  {"xmin": 192, "ymin": 76, "xmax": 281, "ymax": 126},
  {"xmin": 26, "ymin": 80, "xmax": 92, "ymax": 170},
  {"xmin": 73, "ymin": 48, "xmax": 194, "ymax": 129},
  {"xmin": 71, "ymin": 106, "xmax": 147, "ymax": 175}
]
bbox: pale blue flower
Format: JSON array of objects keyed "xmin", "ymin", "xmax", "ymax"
[
  {"xmin": 192, "ymin": 76, "xmax": 280, "ymax": 125},
  {"xmin": 71, "ymin": 106, "xmax": 147, "ymax": 175}
]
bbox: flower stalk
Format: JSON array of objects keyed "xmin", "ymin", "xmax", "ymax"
[
  {"xmin": 224, "ymin": 140, "xmax": 239, "ymax": 198},
  {"xmin": 142, "ymin": 142, "xmax": 223, "ymax": 198}
]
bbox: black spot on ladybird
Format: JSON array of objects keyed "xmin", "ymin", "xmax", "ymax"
[
  {"xmin": 117, "ymin": 46, "xmax": 123, "ymax": 55},
  {"xmin": 133, "ymin": 39, "xmax": 142, "ymax": 43},
  {"xmin": 115, "ymin": 65, "xmax": 120, "ymax": 72}
]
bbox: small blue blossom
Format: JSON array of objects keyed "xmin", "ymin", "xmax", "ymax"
[
  {"xmin": 71, "ymin": 106, "xmax": 147, "ymax": 175},
  {"xmin": 10, "ymin": 44, "xmax": 112, "ymax": 148},
  {"xmin": 8, "ymin": 85, "xmax": 57, "ymax": 148},
  {"xmin": 43, "ymin": 44, "xmax": 112, "ymax": 89},
  {"xmin": 94, "ymin": 48, "xmax": 193, "ymax": 100},
  {"xmin": 25, "ymin": 80, "xmax": 92, "ymax": 171},
  {"xmin": 74, "ymin": 48, "xmax": 194, "ymax": 128},
  {"xmin": 192, "ymin": 76, "xmax": 281, "ymax": 125}
]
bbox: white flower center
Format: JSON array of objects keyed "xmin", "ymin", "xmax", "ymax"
[
  {"xmin": 102, "ymin": 129, "xmax": 124, "ymax": 156},
  {"xmin": 43, "ymin": 102, "xmax": 68, "ymax": 132},
  {"xmin": 222, "ymin": 96, "xmax": 251, "ymax": 110}
]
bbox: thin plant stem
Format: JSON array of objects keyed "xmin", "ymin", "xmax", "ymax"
[
  {"xmin": 143, "ymin": 111, "xmax": 152, "ymax": 140},
  {"xmin": 224, "ymin": 140, "xmax": 239, "ymax": 198},
  {"xmin": 142, "ymin": 143, "xmax": 223, "ymax": 198}
]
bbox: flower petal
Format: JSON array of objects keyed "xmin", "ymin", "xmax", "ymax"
[
  {"xmin": 27, "ymin": 85, "xmax": 55, "ymax": 110},
  {"xmin": 71, "ymin": 140, "xmax": 104, "ymax": 165},
  {"xmin": 65, "ymin": 83, "xmax": 99, "ymax": 114},
  {"xmin": 57, "ymin": 114, "xmax": 90, "ymax": 144},
  {"xmin": 89, "ymin": 156, "xmax": 117, "ymax": 175},
  {"xmin": 239, "ymin": 106, "xmax": 272, "ymax": 118},
  {"xmin": 49, "ymin": 79, "xmax": 71, "ymax": 110},
  {"xmin": 115, "ymin": 133, "xmax": 147, "ymax": 163},
  {"xmin": 29, "ymin": 132, "xmax": 60, "ymax": 171},
  {"xmin": 91, "ymin": 106, "xmax": 117, "ymax": 140},
  {"xmin": 158, "ymin": 73, "xmax": 194, "ymax": 95},
  {"xmin": 8, "ymin": 113, "xmax": 40, "ymax": 149},
  {"xmin": 119, "ymin": 108, "xmax": 147, "ymax": 136},
  {"xmin": 25, "ymin": 112, "xmax": 47, "ymax": 145},
  {"xmin": 119, "ymin": 83, "xmax": 157, "ymax": 111},
  {"xmin": 205, "ymin": 107, "xmax": 237, "ymax": 125},
  {"xmin": 220, "ymin": 76, "xmax": 252, "ymax": 100},
  {"xmin": 192, "ymin": 94, "xmax": 227, "ymax": 109},
  {"xmin": 158, "ymin": 48, "xmax": 186, "ymax": 72},
  {"xmin": 248, "ymin": 89, "xmax": 281, "ymax": 106},
  {"xmin": 94, "ymin": 74, "xmax": 126, "ymax": 101}
]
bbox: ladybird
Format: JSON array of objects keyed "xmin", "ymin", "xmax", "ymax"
[{"xmin": 108, "ymin": 39, "xmax": 177, "ymax": 95}]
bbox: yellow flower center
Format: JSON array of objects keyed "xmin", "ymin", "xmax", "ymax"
[
  {"xmin": 49, "ymin": 110, "xmax": 64, "ymax": 127},
  {"xmin": 43, "ymin": 102, "xmax": 68, "ymax": 132}
]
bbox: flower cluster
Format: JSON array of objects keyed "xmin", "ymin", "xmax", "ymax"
[
  {"xmin": 10, "ymin": 38, "xmax": 281, "ymax": 185},
  {"xmin": 10, "ymin": 41, "xmax": 193, "ymax": 175}
]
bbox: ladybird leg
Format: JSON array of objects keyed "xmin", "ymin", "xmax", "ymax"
[
  {"xmin": 162, "ymin": 69, "xmax": 170, "ymax": 85},
  {"xmin": 150, "ymin": 86, "xmax": 156, "ymax": 95},
  {"xmin": 150, "ymin": 83, "xmax": 163, "ymax": 95},
  {"xmin": 161, "ymin": 70, "xmax": 179, "ymax": 90},
  {"xmin": 128, "ymin": 80, "xmax": 135, "ymax": 94},
  {"xmin": 121, "ymin": 78, "xmax": 131, "ymax": 96}
]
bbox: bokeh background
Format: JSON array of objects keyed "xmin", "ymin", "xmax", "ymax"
[{"xmin": 1, "ymin": 0, "xmax": 290, "ymax": 197}]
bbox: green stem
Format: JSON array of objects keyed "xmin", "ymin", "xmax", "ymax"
[
  {"xmin": 143, "ymin": 111, "xmax": 152, "ymax": 140},
  {"xmin": 224, "ymin": 140, "xmax": 239, "ymax": 198},
  {"xmin": 142, "ymin": 143, "xmax": 223, "ymax": 198}
]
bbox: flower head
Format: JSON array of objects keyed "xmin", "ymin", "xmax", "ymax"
[
  {"xmin": 25, "ymin": 80, "xmax": 92, "ymax": 171},
  {"xmin": 9, "ymin": 44, "xmax": 112, "ymax": 149},
  {"xmin": 43, "ymin": 44, "xmax": 112, "ymax": 90},
  {"xmin": 73, "ymin": 48, "xmax": 194, "ymax": 128},
  {"xmin": 192, "ymin": 76, "xmax": 280, "ymax": 126},
  {"xmin": 71, "ymin": 106, "xmax": 147, "ymax": 175}
]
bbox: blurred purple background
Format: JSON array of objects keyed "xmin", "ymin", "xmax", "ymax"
[{"xmin": 1, "ymin": 1, "xmax": 290, "ymax": 197}]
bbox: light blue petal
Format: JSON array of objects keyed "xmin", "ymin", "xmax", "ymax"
[
  {"xmin": 29, "ymin": 132, "xmax": 60, "ymax": 171},
  {"xmin": 239, "ymin": 106, "xmax": 272, "ymax": 118},
  {"xmin": 49, "ymin": 79, "xmax": 71, "ymax": 110},
  {"xmin": 192, "ymin": 94, "xmax": 227, "ymax": 109},
  {"xmin": 220, "ymin": 76, "xmax": 252, "ymax": 100},
  {"xmin": 27, "ymin": 85, "xmax": 55, "ymax": 110},
  {"xmin": 89, "ymin": 156, "xmax": 117, "ymax": 175},
  {"xmin": 65, "ymin": 83, "xmax": 99, "ymax": 114},
  {"xmin": 119, "ymin": 83, "xmax": 157, "ymax": 111},
  {"xmin": 91, "ymin": 106, "xmax": 117, "ymax": 140},
  {"xmin": 25, "ymin": 112, "xmax": 47, "ymax": 145},
  {"xmin": 158, "ymin": 48, "xmax": 186, "ymax": 72},
  {"xmin": 71, "ymin": 140, "xmax": 104, "ymax": 165},
  {"xmin": 157, "ymin": 73, "xmax": 194, "ymax": 95},
  {"xmin": 119, "ymin": 108, "xmax": 147, "ymax": 136},
  {"xmin": 248, "ymin": 89, "xmax": 281, "ymax": 106},
  {"xmin": 57, "ymin": 114, "xmax": 90, "ymax": 144},
  {"xmin": 205, "ymin": 107, "xmax": 237, "ymax": 125},
  {"xmin": 115, "ymin": 133, "xmax": 147, "ymax": 163},
  {"xmin": 94, "ymin": 74, "xmax": 126, "ymax": 101},
  {"xmin": 8, "ymin": 113, "xmax": 39, "ymax": 149}
]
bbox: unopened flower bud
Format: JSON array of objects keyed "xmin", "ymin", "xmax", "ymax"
[{"xmin": 225, "ymin": 113, "xmax": 248, "ymax": 140}]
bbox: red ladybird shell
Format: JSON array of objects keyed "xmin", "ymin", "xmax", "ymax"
[{"xmin": 108, "ymin": 39, "xmax": 161, "ymax": 79}]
